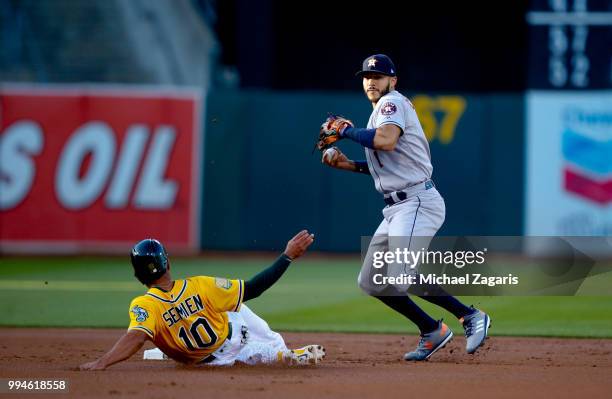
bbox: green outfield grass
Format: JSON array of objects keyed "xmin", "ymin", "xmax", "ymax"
[{"xmin": 1, "ymin": 256, "xmax": 611, "ymax": 338}]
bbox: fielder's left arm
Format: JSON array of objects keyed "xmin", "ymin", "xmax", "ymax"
[
  {"xmin": 342, "ymin": 123, "xmax": 402, "ymax": 151},
  {"xmin": 316, "ymin": 114, "xmax": 402, "ymax": 152}
]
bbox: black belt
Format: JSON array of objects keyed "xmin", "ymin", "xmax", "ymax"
[
  {"xmin": 199, "ymin": 322, "xmax": 232, "ymax": 364},
  {"xmin": 384, "ymin": 191, "xmax": 407, "ymax": 205},
  {"xmin": 384, "ymin": 180, "xmax": 434, "ymax": 206}
]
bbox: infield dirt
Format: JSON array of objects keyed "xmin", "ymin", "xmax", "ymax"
[{"xmin": 1, "ymin": 328, "xmax": 611, "ymax": 398}]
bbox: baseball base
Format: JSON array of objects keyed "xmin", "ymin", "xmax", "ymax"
[{"xmin": 143, "ymin": 348, "xmax": 168, "ymax": 360}]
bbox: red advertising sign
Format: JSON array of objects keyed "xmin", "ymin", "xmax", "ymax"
[{"xmin": 0, "ymin": 85, "xmax": 201, "ymax": 253}]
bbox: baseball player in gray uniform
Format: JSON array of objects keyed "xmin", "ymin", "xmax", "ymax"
[{"xmin": 321, "ymin": 54, "xmax": 491, "ymax": 361}]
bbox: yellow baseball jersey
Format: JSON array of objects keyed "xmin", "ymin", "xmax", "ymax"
[{"xmin": 128, "ymin": 276, "xmax": 244, "ymax": 363}]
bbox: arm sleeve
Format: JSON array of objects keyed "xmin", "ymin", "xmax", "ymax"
[
  {"xmin": 354, "ymin": 160, "xmax": 371, "ymax": 175},
  {"xmin": 375, "ymin": 100, "xmax": 404, "ymax": 134},
  {"xmin": 127, "ymin": 298, "xmax": 157, "ymax": 339},
  {"xmin": 243, "ymin": 254, "xmax": 292, "ymax": 301}
]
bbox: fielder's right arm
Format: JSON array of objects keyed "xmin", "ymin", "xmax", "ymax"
[{"xmin": 321, "ymin": 147, "xmax": 371, "ymax": 175}]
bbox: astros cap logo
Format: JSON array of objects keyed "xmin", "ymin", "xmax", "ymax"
[{"xmin": 367, "ymin": 58, "xmax": 377, "ymax": 67}]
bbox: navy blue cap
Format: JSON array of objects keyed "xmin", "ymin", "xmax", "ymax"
[{"xmin": 356, "ymin": 54, "xmax": 397, "ymax": 77}]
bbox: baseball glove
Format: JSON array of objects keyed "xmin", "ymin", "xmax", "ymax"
[{"xmin": 313, "ymin": 114, "xmax": 354, "ymax": 153}]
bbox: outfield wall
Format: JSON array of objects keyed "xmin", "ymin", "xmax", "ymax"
[
  {"xmin": 201, "ymin": 90, "xmax": 525, "ymax": 251},
  {"xmin": 0, "ymin": 85, "xmax": 202, "ymax": 253},
  {"xmin": 0, "ymin": 86, "xmax": 528, "ymax": 253}
]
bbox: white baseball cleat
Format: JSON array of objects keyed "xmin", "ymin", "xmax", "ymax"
[{"xmin": 286, "ymin": 345, "xmax": 326, "ymax": 365}]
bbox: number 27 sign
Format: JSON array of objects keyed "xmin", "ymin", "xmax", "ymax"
[{"xmin": 0, "ymin": 85, "xmax": 201, "ymax": 253}]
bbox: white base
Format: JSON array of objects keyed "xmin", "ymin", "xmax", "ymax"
[{"xmin": 143, "ymin": 348, "xmax": 168, "ymax": 360}]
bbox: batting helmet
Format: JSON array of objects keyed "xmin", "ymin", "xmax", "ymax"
[{"xmin": 130, "ymin": 238, "xmax": 169, "ymax": 285}]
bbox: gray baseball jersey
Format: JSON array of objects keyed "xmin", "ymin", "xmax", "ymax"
[{"xmin": 365, "ymin": 90, "xmax": 433, "ymax": 194}]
